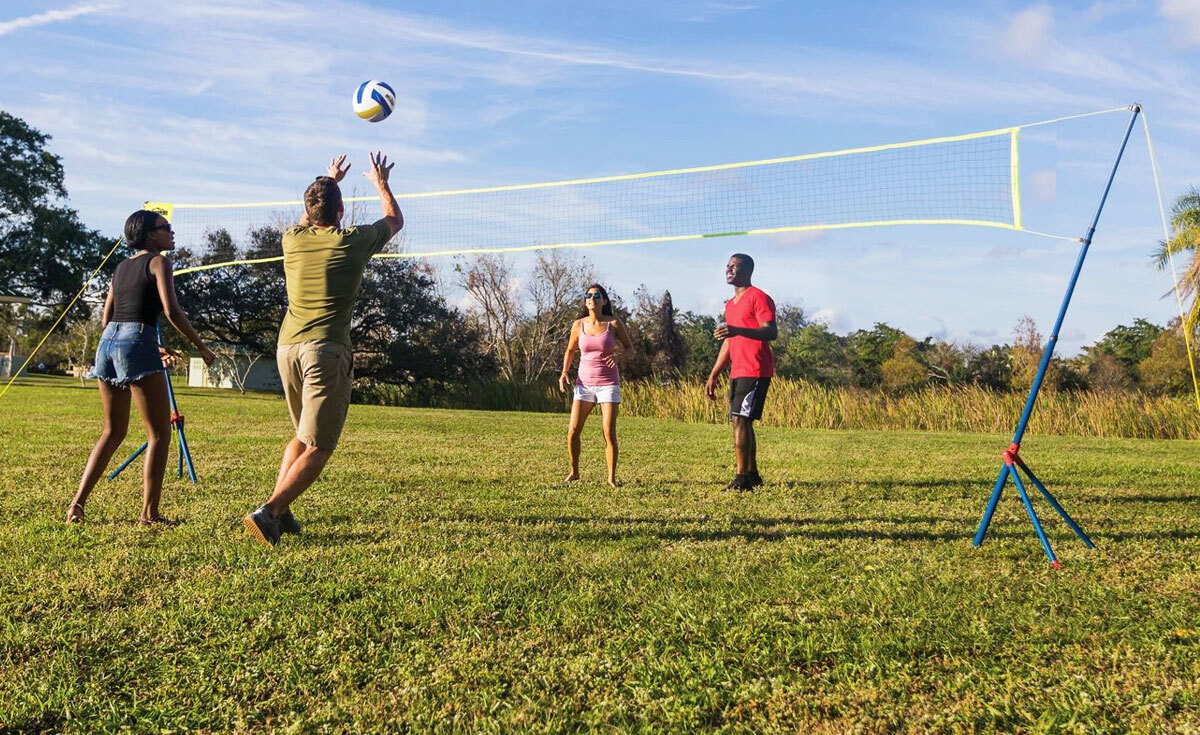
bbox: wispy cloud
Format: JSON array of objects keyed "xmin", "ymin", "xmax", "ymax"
[
  {"xmin": 1002, "ymin": 4, "xmax": 1054, "ymax": 59},
  {"xmin": 0, "ymin": 1, "xmax": 119, "ymax": 37},
  {"xmin": 1159, "ymin": 0, "xmax": 1200, "ymax": 45},
  {"xmin": 685, "ymin": 2, "xmax": 759, "ymax": 23}
]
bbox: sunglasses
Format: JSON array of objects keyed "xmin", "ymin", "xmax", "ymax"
[{"xmin": 584, "ymin": 292, "xmax": 604, "ymax": 300}]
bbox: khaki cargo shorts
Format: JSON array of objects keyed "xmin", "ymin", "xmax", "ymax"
[{"xmin": 277, "ymin": 340, "xmax": 354, "ymax": 450}]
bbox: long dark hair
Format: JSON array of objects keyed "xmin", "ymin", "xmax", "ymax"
[
  {"xmin": 123, "ymin": 209, "xmax": 163, "ymax": 250},
  {"xmin": 578, "ymin": 283, "xmax": 614, "ymax": 318}
]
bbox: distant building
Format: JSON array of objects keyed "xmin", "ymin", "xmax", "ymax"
[{"xmin": 187, "ymin": 347, "xmax": 282, "ymax": 392}]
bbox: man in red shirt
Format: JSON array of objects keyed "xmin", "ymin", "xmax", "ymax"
[{"xmin": 705, "ymin": 253, "xmax": 778, "ymax": 491}]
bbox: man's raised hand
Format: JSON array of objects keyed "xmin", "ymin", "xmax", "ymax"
[
  {"xmin": 327, "ymin": 154, "xmax": 351, "ymax": 182},
  {"xmin": 364, "ymin": 151, "xmax": 394, "ymax": 188}
]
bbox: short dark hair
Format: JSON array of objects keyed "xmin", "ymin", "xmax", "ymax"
[
  {"xmin": 304, "ymin": 176, "xmax": 342, "ymax": 225},
  {"xmin": 731, "ymin": 253, "xmax": 754, "ymax": 275},
  {"xmin": 123, "ymin": 209, "xmax": 163, "ymax": 249}
]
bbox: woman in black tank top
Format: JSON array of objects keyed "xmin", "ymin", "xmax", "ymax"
[{"xmin": 68, "ymin": 210, "xmax": 216, "ymax": 526}]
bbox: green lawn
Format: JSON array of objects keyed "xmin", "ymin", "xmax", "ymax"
[{"xmin": 1, "ymin": 378, "xmax": 1198, "ymax": 733}]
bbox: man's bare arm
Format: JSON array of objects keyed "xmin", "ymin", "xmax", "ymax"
[{"xmin": 364, "ymin": 151, "xmax": 403, "ymax": 240}]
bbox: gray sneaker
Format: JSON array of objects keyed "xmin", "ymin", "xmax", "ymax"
[
  {"xmin": 278, "ymin": 507, "xmax": 301, "ymax": 535},
  {"xmin": 243, "ymin": 505, "xmax": 280, "ymax": 547}
]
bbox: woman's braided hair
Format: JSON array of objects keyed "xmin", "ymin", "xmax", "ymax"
[
  {"xmin": 304, "ymin": 176, "xmax": 343, "ymax": 225},
  {"xmin": 123, "ymin": 209, "xmax": 162, "ymax": 250}
]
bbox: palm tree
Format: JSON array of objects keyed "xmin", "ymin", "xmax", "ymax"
[{"xmin": 1153, "ymin": 187, "xmax": 1200, "ymax": 331}]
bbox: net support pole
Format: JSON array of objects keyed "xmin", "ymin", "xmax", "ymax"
[
  {"xmin": 107, "ymin": 324, "xmax": 198, "ymax": 483},
  {"xmin": 973, "ymin": 104, "xmax": 1141, "ymax": 566}
]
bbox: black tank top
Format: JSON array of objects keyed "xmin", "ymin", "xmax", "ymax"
[{"xmin": 110, "ymin": 255, "xmax": 163, "ymax": 325}]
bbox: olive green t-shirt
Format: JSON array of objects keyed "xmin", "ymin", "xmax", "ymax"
[{"xmin": 277, "ymin": 222, "xmax": 391, "ymax": 347}]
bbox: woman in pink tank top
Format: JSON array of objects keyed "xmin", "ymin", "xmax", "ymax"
[{"xmin": 558, "ymin": 284, "xmax": 633, "ymax": 487}]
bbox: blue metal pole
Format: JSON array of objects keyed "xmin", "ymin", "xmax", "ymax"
[
  {"xmin": 1008, "ymin": 106, "xmax": 1142, "ymax": 448},
  {"xmin": 158, "ymin": 324, "xmax": 198, "ymax": 483},
  {"xmin": 1010, "ymin": 463, "xmax": 1057, "ymax": 566},
  {"xmin": 973, "ymin": 463, "xmax": 1010, "ymax": 546},
  {"xmin": 974, "ymin": 105, "xmax": 1141, "ymax": 556},
  {"xmin": 107, "ymin": 442, "xmax": 147, "ymax": 481},
  {"xmin": 1017, "ymin": 460, "xmax": 1095, "ymax": 548}
]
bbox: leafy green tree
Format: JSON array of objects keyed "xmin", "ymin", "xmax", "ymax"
[
  {"xmin": 677, "ymin": 311, "xmax": 720, "ymax": 379},
  {"xmin": 1152, "ymin": 187, "xmax": 1200, "ymax": 331},
  {"xmin": 965, "ymin": 345, "xmax": 1012, "ymax": 391},
  {"xmin": 1138, "ymin": 323, "xmax": 1193, "ymax": 394},
  {"xmin": 775, "ymin": 322, "xmax": 851, "ymax": 385},
  {"xmin": 0, "ymin": 111, "xmax": 113, "ymax": 313},
  {"xmin": 1084, "ymin": 319, "xmax": 1163, "ymax": 374},
  {"xmin": 880, "ymin": 336, "xmax": 927, "ymax": 392},
  {"xmin": 845, "ymin": 322, "xmax": 907, "ymax": 387}
]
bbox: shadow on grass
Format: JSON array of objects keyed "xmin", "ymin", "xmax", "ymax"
[
  {"xmin": 1101, "ymin": 494, "xmax": 1200, "ymax": 504},
  {"xmin": 303, "ymin": 511, "xmax": 1044, "ymax": 545}
]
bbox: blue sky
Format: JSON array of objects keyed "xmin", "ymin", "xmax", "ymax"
[{"xmin": 2, "ymin": 0, "xmax": 1199, "ymax": 351}]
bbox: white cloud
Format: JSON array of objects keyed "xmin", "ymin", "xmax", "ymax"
[
  {"xmin": 686, "ymin": 2, "xmax": 758, "ymax": 23},
  {"xmin": 766, "ymin": 230, "xmax": 826, "ymax": 248},
  {"xmin": 1029, "ymin": 168, "xmax": 1057, "ymax": 206},
  {"xmin": 811, "ymin": 306, "xmax": 851, "ymax": 332},
  {"xmin": 0, "ymin": 1, "xmax": 119, "ymax": 37},
  {"xmin": 1084, "ymin": 0, "xmax": 1140, "ymax": 24},
  {"xmin": 1002, "ymin": 4, "xmax": 1054, "ymax": 59},
  {"xmin": 1159, "ymin": 0, "xmax": 1200, "ymax": 45}
]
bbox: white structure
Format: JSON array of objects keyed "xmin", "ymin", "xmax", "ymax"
[{"xmin": 188, "ymin": 349, "xmax": 282, "ymax": 392}]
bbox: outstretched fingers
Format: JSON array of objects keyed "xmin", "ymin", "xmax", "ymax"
[{"xmin": 327, "ymin": 154, "xmax": 351, "ymax": 181}]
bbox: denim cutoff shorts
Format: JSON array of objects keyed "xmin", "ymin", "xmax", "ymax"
[{"xmin": 87, "ymin": 322, "xmax": 164, "ymax": 387}]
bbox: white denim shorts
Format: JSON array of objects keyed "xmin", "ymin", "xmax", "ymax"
[{"xmin": 573, "ymin": 382, "xmax": 621, "ymax": 404}]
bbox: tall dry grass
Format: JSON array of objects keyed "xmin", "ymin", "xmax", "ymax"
[
  {"xmin": 359, "ymin": 377, "xmax": 1200, "ymax": 439},
  {"xmin": 621, "ymin": 379, "xmax": 1200, "ymax": 439}
]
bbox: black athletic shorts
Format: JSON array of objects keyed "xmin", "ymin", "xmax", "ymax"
[{"xmin": 729, "ymin": 377, "xmax": 770, "ymax": 420}]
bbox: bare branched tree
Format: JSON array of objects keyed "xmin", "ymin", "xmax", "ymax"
[
  {"xmin": 210, "ymin": 345, "xmax": 263, "ymax": 395},
  {"xmin": 457, "ymin": 250, "xmax": 596, "ymax": 382},
  {"xmin": 456, "ymin": 255, "xmax": 521, "ymax": 380}
]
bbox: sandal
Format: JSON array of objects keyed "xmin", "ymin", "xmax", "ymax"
[{"xmin": 65, "ymin": 503, "xmax": 86, "ymax": 524}]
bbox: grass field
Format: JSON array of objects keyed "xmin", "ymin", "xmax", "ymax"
[{"xmin": 1, "ymin": 378, "xmax": 1198, "ymax": 733}]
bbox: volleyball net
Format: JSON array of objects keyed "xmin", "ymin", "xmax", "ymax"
[{"xmin": 158, "ymin": 125, "xmax": 1034, "ymax": 275}]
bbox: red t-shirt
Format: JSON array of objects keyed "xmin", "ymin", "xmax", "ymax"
[{"xmin": 724, "ymin": 285, "xmax": 776, "ymax": 378}]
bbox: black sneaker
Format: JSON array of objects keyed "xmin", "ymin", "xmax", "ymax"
[
  {"xmin": 747, "ymin": 471, "xmax": 764, "ymax": 488},
  {"xmin": 278, "ymin": 507, "xmax": 302, "ymax": 536},
  {"xmin": 243, "ymin": 505, "xmax": 280, "ymax": 547},
  {"xmin": 725, "ymin": 474, "xmax": 751, "ymax": 491}
]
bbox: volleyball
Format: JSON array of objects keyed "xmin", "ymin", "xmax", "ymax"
[{"xmin": 353, "ymin": 80, "xmax": 396, "ymax": 123}]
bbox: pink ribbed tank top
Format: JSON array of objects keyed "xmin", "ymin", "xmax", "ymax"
[{"xmin": 577, "ymin": 320, "xmax": 619, "ymax": 386}]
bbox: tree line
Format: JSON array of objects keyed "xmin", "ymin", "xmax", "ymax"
[{"xmin": 3, "ymin": 110, "xmax": 1198, "ymax": 399}]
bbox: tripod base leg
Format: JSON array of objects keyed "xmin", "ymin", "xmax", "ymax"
[
  {"xmin": 107, "ymin": 442, "xmax": 148, "ymax": 481},
  {"xmin": 1016, "ymin": 459, "xmax": 1094, "ymax": 549}
]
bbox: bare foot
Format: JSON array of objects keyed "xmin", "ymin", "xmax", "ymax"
[
  {"xmin": 65, "ymin": 503, "xmax": 85, "ymax": 524},
  {"xmin": 563, "ymin": 472, "xmax": 580, "ymax": 482},
  {"xmin": 608, "ymin": 478, "xmax": 619, "ymax": 488}
]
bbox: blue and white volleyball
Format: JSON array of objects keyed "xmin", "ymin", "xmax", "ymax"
[{"xmin": 353, "ymin": 80, "xmax": 396, "ymax": 123}]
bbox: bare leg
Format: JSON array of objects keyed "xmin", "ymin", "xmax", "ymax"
[
  {"xmin": 274, "ymin": 437, "xmax": 307, "ymax": 494},
  {"xmin": 746, "ymin": 420, "xmax": 758, "ymax": 474},
  {"xmin": 69, "ymin": 381, "xmax": 131, "ymax": 521},
  {"xmin": 264, "ymin": 444, "xmax": 333, "ymax": 516},
  {"xmin": 732, "ymin": 416, "xmax": 751, "ymax": 475},
  {"xmin": 130, "ymin": 372, "xmax": 172, "ymax": 522},
  {"xmin": 600, "ymin": 402, "xmax": 619, "ymax": 487},
  {"xmin": 565, "ymin": 400, "xmax": 594, "ymax": 481}
]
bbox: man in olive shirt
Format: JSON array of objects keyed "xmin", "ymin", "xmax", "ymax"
[{"xmin": 244, "ymin": 152, "xmax": 403, "ymax": 547}]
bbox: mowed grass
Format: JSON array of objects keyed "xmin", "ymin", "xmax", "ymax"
[{"xmin": 1, "ymin": 378, "xmax": 1198, "ymax": 734}]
